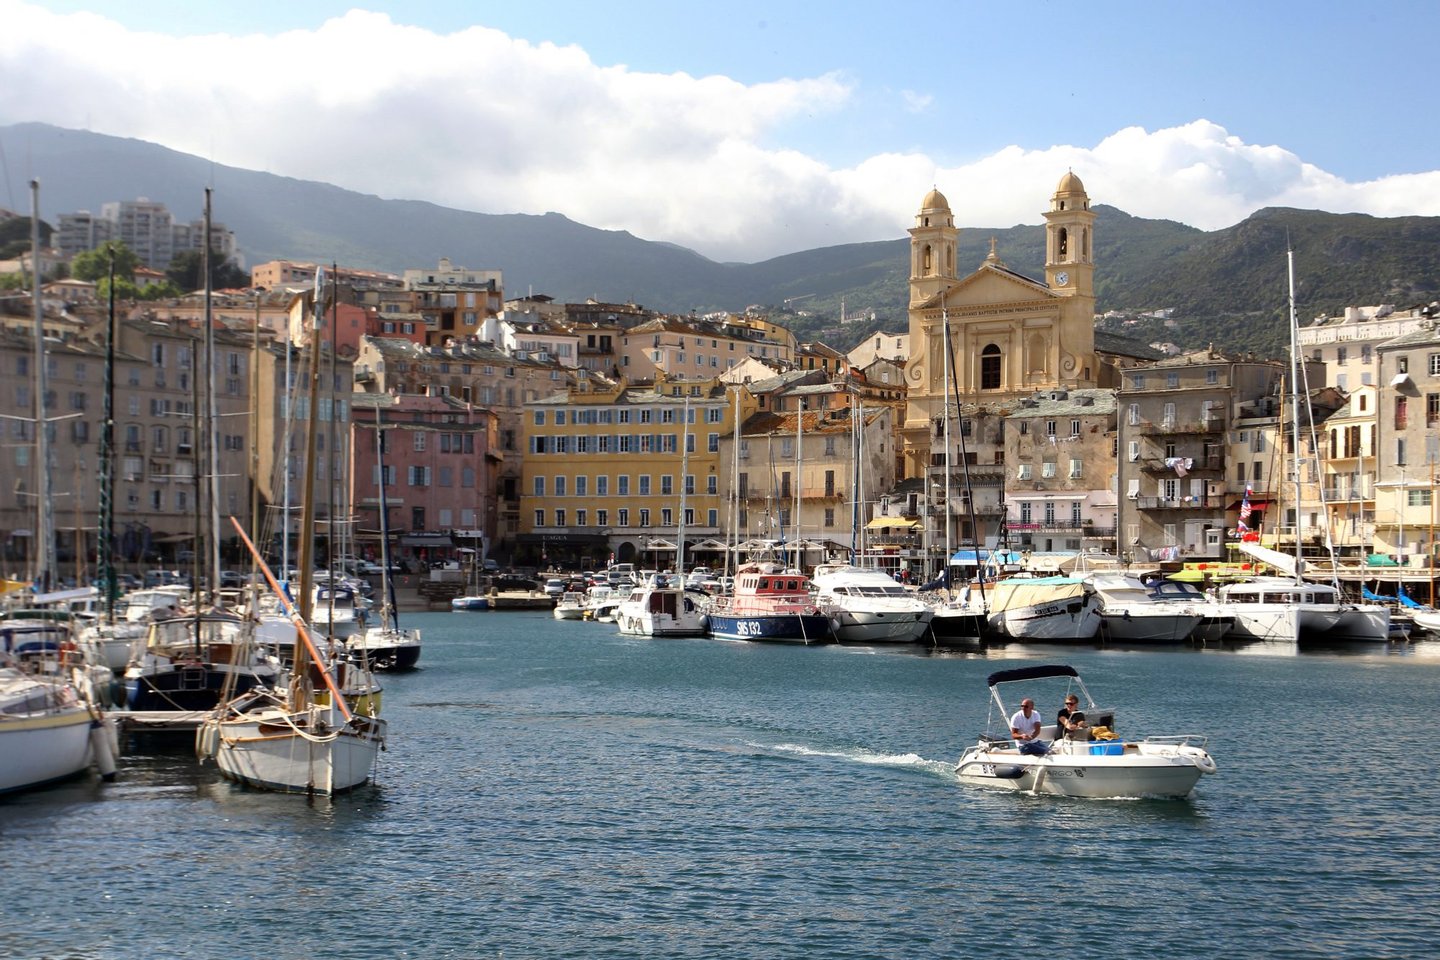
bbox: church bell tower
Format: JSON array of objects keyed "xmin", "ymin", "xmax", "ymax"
[
  {"xmin": 909, "ymin": 187, "xmax": 958, "ymax": 308},
  {"xmin": 1043, "ymin": 171, "xmax": 1095, "ymax": 298}
]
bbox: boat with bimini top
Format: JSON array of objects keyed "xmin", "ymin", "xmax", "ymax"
[{"xmin": 954, "ymin": 664, "xmax": 1216, "ymax": 799}]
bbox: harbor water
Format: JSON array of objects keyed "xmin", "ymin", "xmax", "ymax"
[{"xmin": 4, "ymin": 612, "xmax": 1440, "ymax": 959}]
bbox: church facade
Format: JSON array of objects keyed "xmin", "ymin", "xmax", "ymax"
[{"xmin": 900, "ymin": 173, "xmax": 1101, "ymax": 479}]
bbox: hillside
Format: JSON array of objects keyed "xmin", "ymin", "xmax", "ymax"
[{"xmin": 5, "ymin": 122, "xmax": 1438, "ymax": 358}]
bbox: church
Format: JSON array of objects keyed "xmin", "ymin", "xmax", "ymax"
[{"xmin": 900, "ymin": 172, "xmax": 1106, "ymax": 478}]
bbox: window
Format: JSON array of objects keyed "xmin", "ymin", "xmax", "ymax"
[
  {"xmin": 575, "ymin": 509, "xmax": 587, "ymax": 526},
  {"xmin": 1430, "ymin": 354, "xmax": 1440, "ymax": 376},
  {"xmin": 1206, "ymin": 369, "xmax": 1219, "ymax": 385},
  {"xmin": 533, "ymin": 411, "xmax": 545, "ymax": 425},
  {"xmin": 1396, "ymin": 396, "xmax": 1408, "ymax": 430},
  {"xmin": 1337, "ymin": 346, "xmax": 1348, "ymax": 364},
  {"xmin": 1166, "ymin": 372, "xmax": 1179, "ymax": 388},
  {"xmin": 618, "ymin": 476, "xmax": 630, "ymax": 496},
  {"xmin": 1045, "ymin": 420, "xmax": 1056, "ymax": 437},
  {"xmin": 1041, "ymin": 461, "xmax": 1056, "ymax": 478},
  {"xmin": 980, "ymin": 344, "xmax": 1001, "ymax": 390},
  {"xmin": 1071, "ymin": 502, "xmax": 1083, "ymax": 524},
  {"xmin": 534, "ymin": 509, "xmax": 546, "ymax": 527},
  {"xmin": 1070, "ymin": 419, "xmax": 1081, "ymax": 437},
  {"xmin": 709, "ymin": 509, "xmax": 719, "ymax": 527},
  {"xmin": 1128, "ymin": 403, "xmax": 1140, "ymax": 426},
  {"xmin": 1428, "ymin": 394, "xmax": 1440, "ymax": 426},
  {"xmin": 1069, "ymin": 458, "xmax": 1082, "ymax": 478},
  {"xmin": 1397, "ymin": 439, "xmax": 1407, "ymax": 466},
  {"xmin": 1044, "ymin": 501, "xmax": 1056, "ymax": 524},
  {"xmin": 1131, "ymin": 374, "xmax": 1145, "ymax": 389},
  {"xmin": 533, "ymin": 476, "xmax": 545, "ymax": 496},
  {"xmin": 596, "ymin": 509, "xmax": 607, "ymax": 526},
  {"xmin": 554, "ymin": 476, "xmax": 566, "ymax": 497},
  {"xmin": 413, "ymin": 432, "xmax": 426, "ymax": 452},
  {"xmin": 575, "ymin": 476, "xmax": 587, "ymax": 497},
  {"xmin": 618, "ymin": 508, "xmax": 629, "ymax": 527},
  {"xmin": 639, "ymin": 508, "xmax": 651, "ymax": 527},
  {"xmin": 1128, "ymin": 440, "xmax": 1140, "ymax": 462},
  {"xmin": 1017, "ymin": 464, "xmax": 1033, "ymax": 480},
  {"xmin": 596, "ymin": 476, "xmax": 608, "ymax": 496},
  {"xmin": 555, "ymin": 509, "xmax": 566, "ymax": 527},
  {"xmin": 661, "ymin": 476, "xmax": 673, "ymax": 496},
  {"xmin": 1407, "ymin": 489, "xmax": 1432, "ymax": 507},
  {"xmin": 662, "ymin": 508, "xmax": 673, "ymax": 527},
  {"xmin": 639, "ymin": 475, "xmax": 652, "ymax": 495},
  {"xmin": 1020, "ymin": 501, "xmax": 1032, "ymax": 523}
]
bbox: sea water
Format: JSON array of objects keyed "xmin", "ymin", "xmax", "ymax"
[{"xmin": 3, "ymin": 613, "xmax": 1439, "ymax": 959}]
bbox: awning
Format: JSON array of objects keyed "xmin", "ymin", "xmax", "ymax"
[
  {"xmin": 645, "ymin": 538, "xmax": 678, "ymax": 550},
  {"xmin": 951, "ymin": 549, "xmax": 1023, "ymax": 565},
  {"xmin": 866, "ymin": 517, "xmax": 917, "ymax": 529},
  {"xmin": 1391, "ymin": 373, "xmax": 1412, "ymax": 387},
  {"xmin": 400, "ymin": 532, "xmax": 455, "ymax": 547}
]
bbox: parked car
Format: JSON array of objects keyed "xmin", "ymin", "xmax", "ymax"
[
  {"xmin": 543, "ymin": 578, "xmax": 566, "ymax": 598},
  {"xmin": 481, "ymin": 558, "xmax": 500, "ymax": 573}
]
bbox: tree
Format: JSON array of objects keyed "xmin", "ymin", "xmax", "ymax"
[
  {"xmin": 70, "ymin": 241, "xmax": 140, "ymax": 282},
  {"xmin": 165, "ymin": 250, "xmax": 251, "ymax": 291}
]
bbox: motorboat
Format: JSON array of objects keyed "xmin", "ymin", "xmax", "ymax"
[
  {"xmin": 985, "ymin": 576, "xmax": 1101, "ymax": 642},
  {"xmin": 310, "ymin": 582, "xmax": 363, "ymax": 640},
  {"xmin": 705, "ymin": 563, "xmax": 833, "ymax": 644},
  {"xmin": 1087, "ymin": 573, "xmax": 1202, "ymax": 644},
  {"xmin": 615, "ymin": 575, "xmax": 708, "ymax": 637},
  {"xmin": 1145, "ymin": 579, "xmax": 1236, "ymax": 645},
  {"xmin": 810, "ymin": 563, "xmax": 934, "ymax": 643},
  {"xmin": 451, "ymin": 594, "xmax": 490, "ymax": 611},
  {"xmin": 0, "ymin": 667, "xmax": 117, "ymax": 794},
  {"xmin": 553, "ymin": 591, "xmax": 588, "ymax": 621},
  {"xmin": 954, "ymin": 663, "xmax": 1217, "ymax": 799},
  {"xmin": 926, "ymin": 595, "xmax": 989, "ymax": 646},
  {"xmin": 75, "ymin": 585, "xmax": 192, "ymax": 673}
]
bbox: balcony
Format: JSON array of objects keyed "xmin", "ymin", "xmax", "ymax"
[
  {"xmin": 1144, "ymin": 416, "xmax": 1225, "ymax": 436},
  {"xmin": 1140, "ymin": 455, "xmax": 1224, "ymax": 474},
  {"xmin": 1135, "ymin": 495, "xmax": 1225, "ymax": 511}
]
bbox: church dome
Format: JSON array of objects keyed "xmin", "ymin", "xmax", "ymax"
[
  {"xmin": 919, "ymin": 187, "xmax": 951, "ymax": 213},
  {"xmin": 1054, "ymin": 170, "xmax": 1087, "ymax": 197}
]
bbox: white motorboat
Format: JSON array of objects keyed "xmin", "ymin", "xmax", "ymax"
[
  {"xmin": 553, "ymin": 591, "xmax": 587, "ymax": 621},
  {"xmin": 616, "ymin": 575, "xmax": 708, "ymax": 637},
  {"xmin": 76, "ymin": 585, "xmax": 192, "ymax": 673},
  {"xmin": 1145, "ymin": 579, "xmax": 1237, "ymax": 645},
  {"xmin": 986, "ymin": 576, "xmax": 1101, "ymax": 641},
  {"xmin": 0, "ymin": 667, "xmax": 117, "ymax": 794},
  {"xmin": 310, "ymin": 582, "xmax": 362, "ymax": 640},
  {"xmin": 1087, "ymin": 573, "xmax": 1202, "ymax": 643},
  {"xmin": 1412, "ymin": 607, "xmax": 1440, "ymax": 633},
  {"xmin": 810, "ymin": 563, "xmax": 934, "ymax": 643},
  {"xmin": 954, "ymin": 663, "xmax": 1217, "ymax": 799}
]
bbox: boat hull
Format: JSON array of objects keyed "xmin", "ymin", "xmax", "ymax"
[
  {"xmin": 0, "ymin": 704, "xmax": 96, "ymax": 794},
  {"xmin": 955, "ymin": 742, "xmax": 1213, "ymax": 799},
  {"xmin": 927, "ymin": 606, "xmax": 988, "ymax": 645},
  {"xmin": 205, "ymin": 713, "xmax": 387, "ymax": 795},
  {"xmin": 1000, "ymin": 596, "xmax": 1102, "ymax": 641},
  {"xmin": 706, "ymin": 613, "xmax": 833, "ymax": 643},
  {"xmin": 829, "ymin": 607, "xmax": 933, "ymax": 644},
  {"xmin": 347, "ymin": 628, "xmax": 421, "ymax": 670},
  {"xmin": 1100, "ymin": 610, "xmax": 1202, "ymax": 644},
  {"xmin": 451, "ymin": 596, "xmax": 490, "ymax": 611}
]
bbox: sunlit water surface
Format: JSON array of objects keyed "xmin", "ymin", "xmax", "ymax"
[{"xmin": 4, "ymin": 613, "xmax": 1439, "ymax": 959}]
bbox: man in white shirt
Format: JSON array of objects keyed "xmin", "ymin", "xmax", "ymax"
[{"xmin": 1010, "ymin": 698, "xmax": 1043, "ymax": 741}]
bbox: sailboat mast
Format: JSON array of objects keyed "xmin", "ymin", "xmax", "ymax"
[
  {"xmin": 849, "ymin": 390, "xmax": 861, "ymax": 565},
  {"xmin": 676, "ymin": 393, "xmax": 690, "ymax": 576},
  {"xmin": 204, "ymin": 188, "xmax": 222, "ymax": 603},
  {"xmin": 99, "ymin": 248, "xmax": 118, "ymax": 622},
  {"xmin": 374, "ymin": 405, "xmax": 398, "ymax": 631},
  {"xmin": 728, "ymin": 386, "xmax": 740, "ymax": 577},
  {"xmin": 29, "ymin": 180, "xmax": 54, "ymax": 591},
  {"xmin": 793, "ymin": 399, "xmax": 802, "ymax": 569},
  {"xmin": 296, "ymin": 268, "xmax": 325, "ymax": 638},
  {"xmin": 940, "ymin": 309, "xmax": 953, "ymax": 582},
  {"xmin": 1286, "ymin": 247, "xmax": 1305, "ymax": 581}
]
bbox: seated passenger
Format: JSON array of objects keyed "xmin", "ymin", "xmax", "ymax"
[{"xmin": 1057, "ymin": 695, "xmax": 1090, "ymax": 740}]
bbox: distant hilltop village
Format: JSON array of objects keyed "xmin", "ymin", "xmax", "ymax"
[{"xmin": 2, "ymin": 175, "xmax": 1439, "ymax": 586}]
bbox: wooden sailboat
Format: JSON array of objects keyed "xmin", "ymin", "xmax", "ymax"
[{"xmin": 197, "ymin": 272, "xmax": 386, "ymax": 795}]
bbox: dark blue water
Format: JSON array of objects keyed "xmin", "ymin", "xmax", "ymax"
[{"xmin": 4, "ymin": 614, "xmax": 1440, "ymax": 959}]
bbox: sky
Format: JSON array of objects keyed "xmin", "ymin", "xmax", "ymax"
[{"xmin": 3, "ymin": 0, "xmax": 1439, "ymax": 263}]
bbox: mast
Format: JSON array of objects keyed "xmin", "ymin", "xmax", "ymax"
[
  {"xmin": 940, "ymin": 309, "xmax": 953, "ymax": 584},
  {"xmin": 296, "ymin": 267, "xmax": 325, "ymax": 649},
  {"xmin": 29, "ymin": 180, "xmax": 54, "ymax": 591},
  {"xmin": 676, "ymin": 392, "xmax": 691, "ymax": 576},
  {"xmin": 1285, "ymin": 247, "xmax": 1304, "ymax": 582},
  {"xmin": 373, "ymin": 403, "xmax": 399, "ymax": 631},
  {"xmin": 793, "ymin": 398, "xmax": 802, "ymax": 569},
  {"xmin": 849, "ymin": 390, "xmax": 862, "ymax": 565},
  {"xmin": 99, "ymin": 247, "xmax": 118, "ymax": 622},
  {"xmin": 203, "ymin": 188, "xmax": 222, "ymax": 603},
  {"xmin": 728, "ymin": 386, "xmax": 741, "ymax": 577},
  {"xmin": 942, "ymin": 303, "xmax": 985, "ymax": 605},
  {"xmin": 1114, "ymin": 397, "xmax": 1124, "ymax": 564}
]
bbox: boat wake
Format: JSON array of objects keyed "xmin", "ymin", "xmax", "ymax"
[{"xmin": 756, "ymin": 741, "xmax": 956, "ymax": 779}]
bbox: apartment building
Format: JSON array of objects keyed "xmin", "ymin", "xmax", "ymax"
[
  {"xmin": 349, "ymin": 393, "xmax": 499, "ymax": 567},
  {"xmin": 402, "ymin": 258, "xmax": 504, "ymax": 347},
  {"xmin": 1375, "ymin": 325, "xmax": 1440, "ymax": 565},
  {"xmin": 730, "ymin": 402, "xmax": 895, "ymax": 569},
  {"xmin": 1297, "ymin": 304, "xmax": 1434, "ymax": 390},
  {"xmin": 1117, "ymin": 350, "xmax": 1288, "ymax": 561},
  {"xmin": 519, "ymin": 376, "xmax": 740, "ymax": 570},
  {"xmin": 619, "ymin": 315, "xmax": 793, "ymax": 379},
  {"xmin": 1004, "ymin": 388, "xmax": 1118, "ymax": 554},
  {"xmin": 53, "ymin": 198, "xmax": 237, "ymax": 271},
  {"xmin": 354, "ymin": 335, "xmax": 571, "ymax": 554}
]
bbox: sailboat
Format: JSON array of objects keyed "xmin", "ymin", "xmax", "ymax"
[
  {"xmin": 197, "ymin": 272, "xmax": 387, "ymax": 794},
  {"xmin": 197, "ymin": 521, "xmax": 386, "ymax": 794},
  {"xmin": 1218, "ymin": 249, "xmax": 1389, "ymax": 645},
  {"xmin": 347, "ymin": 417, "xmax": 421, "ymax": 669}
]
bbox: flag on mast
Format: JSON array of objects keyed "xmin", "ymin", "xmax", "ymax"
[{"xmin": 1236, "ymin": 482, "xmax": 1254, "ymax": 532}]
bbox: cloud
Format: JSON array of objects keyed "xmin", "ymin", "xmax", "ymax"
[
  {"xmin": 3, "ymin": 3, "xmax": 1440, "ymax": 262},
  {"xmin": 900, "ymin": 90, "xmax": 933, "ymax": 114}
]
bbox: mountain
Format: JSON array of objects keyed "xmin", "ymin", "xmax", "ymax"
[{"xmin": 5, "ymin": 122, "xmax": 1439, "ymax": 358}]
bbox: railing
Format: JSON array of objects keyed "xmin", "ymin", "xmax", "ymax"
[
  {"xmin": 1135, "ymin": 495, "xmax": 1226, "ymax": 511},
  {"xmin": 1140, "ymin": 455, "xmax": 1224, "ymax": 473},
  {"xmin": 1146, "ymin": 418, "xmax": 1225, "ymax": 435}
]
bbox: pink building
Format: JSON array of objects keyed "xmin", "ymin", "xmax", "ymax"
[{"xmin": 350, "ymin": 393, "xmax": 499, "ymax": 567}]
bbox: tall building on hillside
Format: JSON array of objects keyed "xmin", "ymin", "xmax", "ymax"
[{"xmin": 56, "ymin": 198, "xmax": 237, "ymax": 270}]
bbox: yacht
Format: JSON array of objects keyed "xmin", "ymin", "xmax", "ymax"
[
  {"xmin": 1145, "ymin": 579, "xmax": 1237, "ymax": 644},
  {"xmin": 1087, "ymin": 573, "xmax": 1203, "ymax": 644},
  {"xmin": 615, "ymin": 574, "xmax": 708, "ymax": 637},
  {"xmin": 810, "ymin": 563, "xmax": 933, "ymax": 643}
]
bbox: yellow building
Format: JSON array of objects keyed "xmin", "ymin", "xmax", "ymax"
[{"xmin": 519, "ymin": 374, "xmax": 754, "ymax": 569}]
